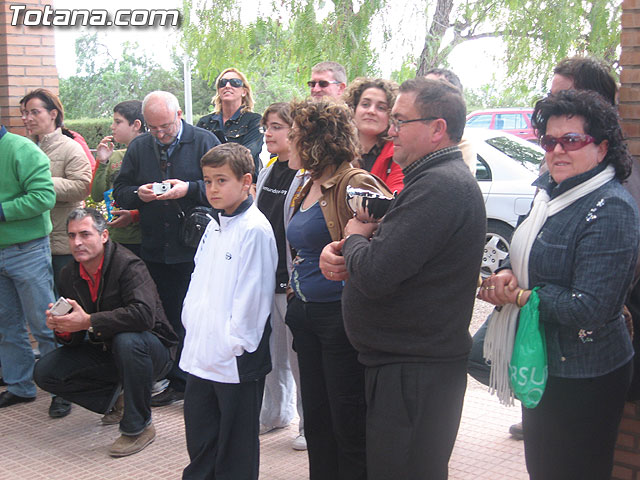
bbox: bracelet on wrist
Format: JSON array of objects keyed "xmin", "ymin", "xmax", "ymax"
[{"xmin": 516, "ymin": 288, "xmax": 526, "ymax": 308}]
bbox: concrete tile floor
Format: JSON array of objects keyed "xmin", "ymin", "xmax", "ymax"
[{"xmin": 1, "ymin": 300, "xmax": 528, "ymax": 479}]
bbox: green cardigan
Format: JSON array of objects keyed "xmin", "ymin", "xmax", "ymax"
[{"xmin": 0, "ymin": 131, "xmax": 55, "ymax": 248}]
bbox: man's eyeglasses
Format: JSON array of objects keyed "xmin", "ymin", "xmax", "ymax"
[
  {"xmin": 307, "ymin": 80, "xmax": 341, "ymax": 88},
  {"xmin": 539, "ymin": 133, "xmax": 595, "ymax": 153},
  {"xmin": 148, "ymin": 114, "xmax": 178, "ymax": 133},
  {"xmin": 389, "ymin": 116, "xmax": 439, "ymax": 131},
  {"xmin": 218, "ymin": 78, "xmax": 244, "ymax": 89}
]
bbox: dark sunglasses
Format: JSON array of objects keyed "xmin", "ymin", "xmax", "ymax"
[
  {"xmin": 307, "ymin": 80, "xmax": 341, "ymax": 88},
  {"xmin": 218, "ymin": 78, "xmax": 244, "ymax": 89},
  {"xmin": 539, "ymin": 133, "xmax": 595, "ymax": 153}
]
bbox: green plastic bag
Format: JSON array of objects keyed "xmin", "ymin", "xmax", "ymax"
[{"xmin": 509, "ymin": 288, "xmax": 548, "ymax": 408}]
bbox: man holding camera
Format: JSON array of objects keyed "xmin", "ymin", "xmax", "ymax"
[
  {"xmin": 34, "ymin": 208, "xmax": 178, "ymax": 457},
  {"xmin": 113, "ymin": 91, "xmax": 219, "ymax": 406}
]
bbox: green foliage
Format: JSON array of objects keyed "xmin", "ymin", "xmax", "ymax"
[
  {"xmin": 464, "ymin": 83, "xmax": 542, "ymax": 112},
  {"xmin": 467, "ymin": 0, "xmax": 619, "ymax": 92},
  {"xmin": 64, "ymin": 118, "xmax": 112, "ymax": 151},
  {"xmin": 182, "ymin": 0, "xmax": 385, "ymax": 114},
  {"xmin": 391, "ymin": 56, "xmax": 419, "ymax": 84},
  {"xmin": 60, "ymin": 33, "xmax": 214, "ymax": 120},
  {"xmin": 415, "ymin": 0, "xmax": 620, "ymax": 102}
]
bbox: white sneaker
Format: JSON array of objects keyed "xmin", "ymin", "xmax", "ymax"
[
  {"xmin": 259, "ymin": 424, "xmax": 285, "ymax": 435},
  {"xmin": 292, "ymin": 434, "xmax": 307, "ymax": 451}
]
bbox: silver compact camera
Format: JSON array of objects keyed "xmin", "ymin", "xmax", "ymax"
[
  {"xmin": 152, "ymin": 182, "xmax": 171, "ymax": 195},
  {"xmin": 50, "ymin": 297, "xmax": 72, "ymax": 316}
]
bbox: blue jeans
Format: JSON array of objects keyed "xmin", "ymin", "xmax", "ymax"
[
  {"xmin": 0, "ymin": 236, "xmax": 57, "ymax": 397},
  {"xmin": 34, "ymin": 331, "xmax": 172, "ymax": 435}
]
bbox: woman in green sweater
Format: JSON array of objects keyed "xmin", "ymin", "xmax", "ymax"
[{"xmin": 91, "ymin": 100, "xmax": 145, "ymax": 256}]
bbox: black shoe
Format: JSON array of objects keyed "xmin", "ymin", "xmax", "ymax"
[
  {"xmin": 0, "ymin": 390, "xmax": 36, "ymax": 408},
  {"xmin": 509, "ymin": 421, "xmax": 524, "ymax": 440},
  {"xmin": 49, "ymin": 396, "xmax": 72, "ymax": 418},
  {"xmin": 150, "ymin": 387, "xmax": 184, "ymax": 407}
]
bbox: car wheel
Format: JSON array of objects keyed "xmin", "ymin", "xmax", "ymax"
[{"xmin": 481, "ymin": 220, "xmax": 513, "ymax": 278}]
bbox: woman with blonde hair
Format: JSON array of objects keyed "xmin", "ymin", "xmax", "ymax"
[{"xmin": 197, "ymin": 68, "xmax": 263, "ymax": 177}]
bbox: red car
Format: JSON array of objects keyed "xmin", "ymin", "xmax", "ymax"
[{"xmin": 466, "ymin": 108, "xmax": 536, "ymax": 142}]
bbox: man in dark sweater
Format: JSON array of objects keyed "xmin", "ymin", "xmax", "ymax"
[
  {"xmin": 320, "ymin": 78, "xmax": 486, "ymax": 479},
  {"xmin": 113, "ymin": 91, "xmax": 219, "ymax": 405}
]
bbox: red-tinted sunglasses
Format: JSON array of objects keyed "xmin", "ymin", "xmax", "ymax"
[{"xmin": 539, "ymin": 133, "xmax": 595, "ymax": 153}]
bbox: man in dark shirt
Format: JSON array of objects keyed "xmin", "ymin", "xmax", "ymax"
[
  {"xmin": 34, "ymin": 208, "xmax": 177, "ymax": 457},
  {"xmin": 320, "ymin": 78, "xmax": 486, "ymax": 479},
  {"xmin": 113, "ymin": 91, "xmax": 219, "ymax": 405}
]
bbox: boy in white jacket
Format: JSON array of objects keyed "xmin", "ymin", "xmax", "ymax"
[{"xmin": 180, "ymin": 143, "xmax": 277, "ymax": 480}]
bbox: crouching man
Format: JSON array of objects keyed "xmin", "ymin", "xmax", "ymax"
[{"xmin": 34, "ymin": 208, "xmax": 178, "ymax": 458}]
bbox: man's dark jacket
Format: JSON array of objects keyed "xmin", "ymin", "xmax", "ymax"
[
  {"xmin": 113, "ymin": 120, "xmax": 220, "ymax": 264},
  {"xmin": 57, "ymin": 239, "xmax": 178, "ymax": 357}
]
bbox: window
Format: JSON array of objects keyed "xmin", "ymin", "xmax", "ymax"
[
  {"xmin": 486, "ymin": 136, "xmax": 543, "ymax": 173},
  {"xmin": 475, "ymin": 156, "xmax": 491, "ymax": 180},
  {"xmin": 466, "ymin": 114, "xmax": 492, "ymax": 128},
  {"xmin": 495, "ymin": 113, "xmax": 527, "ymax": 130}
]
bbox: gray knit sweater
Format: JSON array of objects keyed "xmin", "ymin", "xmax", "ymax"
[{"xmin": 342, "ymin": 146, "xmax": 486, "ymax": 367}]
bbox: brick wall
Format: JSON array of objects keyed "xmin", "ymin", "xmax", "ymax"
[
  {"xmin": 615, "ymin": 1, "xmax": 640, "ymax": 479},
  {"xmin": 614, "ymin": 402, "xmax": 640, "ymax": 479},
  {"xmin": 0, "ymin": 0, "xmax": 58, "ymax": 135}
]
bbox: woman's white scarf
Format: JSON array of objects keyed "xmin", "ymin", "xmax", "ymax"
[{"xmin": 483, "ymin": 165, "xmax": 615, "ymax": 405}]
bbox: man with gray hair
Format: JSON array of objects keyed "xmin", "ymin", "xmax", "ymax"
[
  {"xmin": 308, "ymin": 61, "xmax": 347, "ymax": 100},
  {"xmin": 34, "ymin": 208, "xmax": 177, "ymax": 457},
  {"xmin": 113, "ymin": 91, "xmax": 219, "ymax": 406}
]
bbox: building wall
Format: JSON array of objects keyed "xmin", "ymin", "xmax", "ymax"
[
  {"xmin": 0, "ymin": 0, "xmax": 58, "ymax": 135},
  {"xmin": 614, "ymin": 4, "xmax": 640, "ymax": 478}
]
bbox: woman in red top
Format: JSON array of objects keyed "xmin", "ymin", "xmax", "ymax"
[{"xmin": 343, "ymin": 78, "xmax": 403, "ymax": 193}]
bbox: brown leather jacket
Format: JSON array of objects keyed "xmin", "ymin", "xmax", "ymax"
[{"xmin": 292, "ymin": 161, "xmax": 393, "ymax": 242}]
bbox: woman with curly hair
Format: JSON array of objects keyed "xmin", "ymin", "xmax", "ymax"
[
  {"xmin": 196, "ymin": 68, "xmax": 263, "ymax": 178},
  {"xmin": 285, "ymin": 99, "xmax": 391, "ymax": 480},
  {"xmin": 343, "ymin": 77, "xmax": 404, "ymax": 192},
  {"xmin": 479, "ymin": 89, "xmax": 639, "ymax": 479}
]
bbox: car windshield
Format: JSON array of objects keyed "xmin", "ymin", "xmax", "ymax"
[{"xmin": 485, "ymin": 136, "xmax": 543, "ymax": 174}]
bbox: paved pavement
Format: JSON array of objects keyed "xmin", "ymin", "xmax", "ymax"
[{"xmin": 1, "ymin": 300, "xmax": 529, "ymax": 479}]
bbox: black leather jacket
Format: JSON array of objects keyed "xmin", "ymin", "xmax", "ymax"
[
  {"xmin": 56, "ymin": 240, "xmax": 179, "ymax": 358},
  {"xmin": 197, "ymin": 107, "xmax": 264, "ymax": 178}
]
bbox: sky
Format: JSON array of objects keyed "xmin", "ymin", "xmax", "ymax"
[{"xmin": 51, "ymin": 0, "xmax": 504, "ymax": 91}]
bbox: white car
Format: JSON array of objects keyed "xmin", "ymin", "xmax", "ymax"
[{"xmin": 465, "ymin": 129, "xmax": 544, "ymax": 277}]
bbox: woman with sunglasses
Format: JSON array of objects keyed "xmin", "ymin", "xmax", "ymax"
[
  {"xmin": 343, "ymin": 77, "xmax": 404, "ymax": 193},
  {"xmin": 478, "ymin": 89, "xmax": 639, "ymax": 480},
  {"xmin": 196, "ymin": 68, "xmax": 263, "ymax": 178},
  {"xmin": 285, "ymin": 99, "xmax": 391, "ymax": 480}
]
